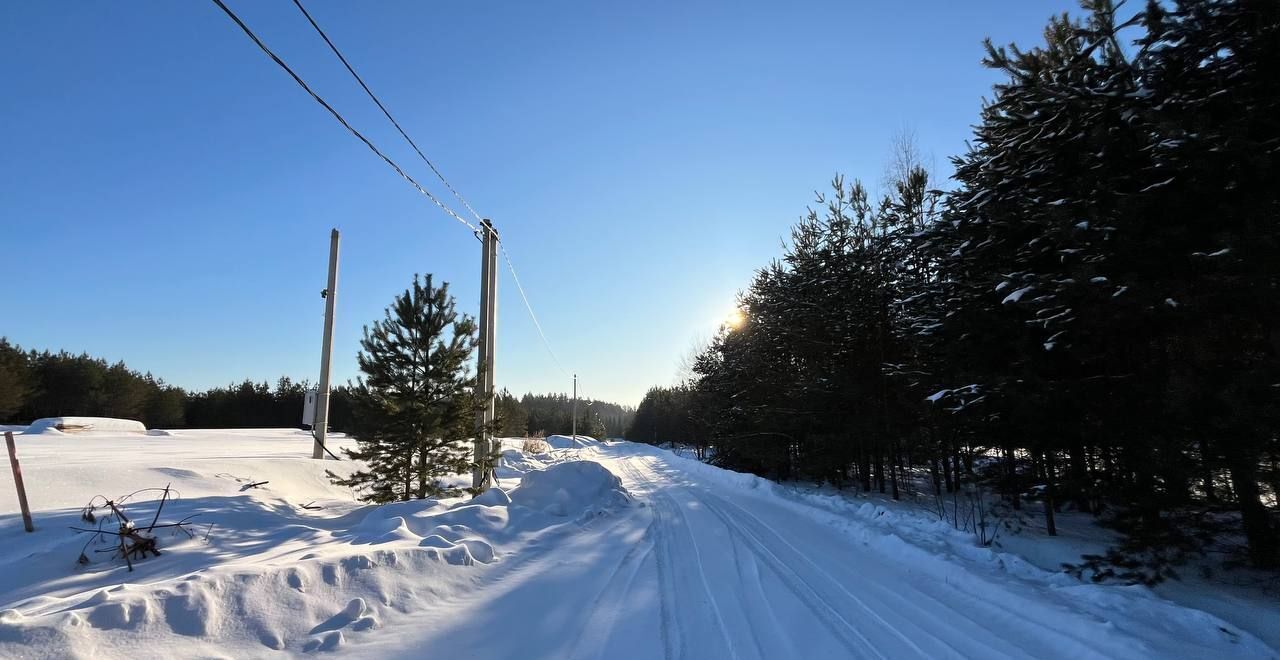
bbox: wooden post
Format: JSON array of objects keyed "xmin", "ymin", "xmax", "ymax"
[{"xmin": 5, "ymin": 432, "xmax": 34, "ymax": 532}]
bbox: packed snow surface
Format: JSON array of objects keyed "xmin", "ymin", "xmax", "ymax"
[{"xmin": 0, "ymin": 429, "xmax": 1273, "ymax": 658}]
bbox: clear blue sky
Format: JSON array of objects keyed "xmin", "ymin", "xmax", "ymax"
[{"xmin": 0, "ymin": 1, "xmax": 1074, "ymax": 406}]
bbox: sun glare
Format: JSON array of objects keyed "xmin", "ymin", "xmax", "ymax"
[{"xmin": 724, "ymin": 308, "xmax": 745, "ymax": 330}]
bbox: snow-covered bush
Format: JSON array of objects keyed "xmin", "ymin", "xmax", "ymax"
[{"xmin": 521, "ymin": 437, "xmax": 551, "ymax": 454}]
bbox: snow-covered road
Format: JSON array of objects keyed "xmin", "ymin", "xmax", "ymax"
[
  {"xmin": 0, "ymin": 430, "xmax": 1269, "ymax": 659},
  {"xmin": 365, "ymin": 442, "xmax": 1266, "ymax": 660}
]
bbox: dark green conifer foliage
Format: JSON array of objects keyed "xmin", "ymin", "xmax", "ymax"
[
  {"xmin": 331, "ymin": 274, "xmax": 480, "ymax": 502},
  {"xmin": 0, "ymin": 339, "xmax": 31, "ymax": 421},
  {"xmin": 666, "ymin": 0, "xmax": 1280, "ymax": 573}
]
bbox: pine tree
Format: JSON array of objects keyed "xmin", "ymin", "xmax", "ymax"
[
  {"xmin": 331, "ymin": 274, "xmax": 480, "ymax": 503},
  {"xmin": 142, "ymin": 376, "xmax": 186, "ymax": 429},
  {"xmin": 1133, "ymin": 0, "xmax": 1280, "ymax": 567},
  {"xmin": 577, "ymin": 409, "xmax": 607, "ymax": 439},
  {"xmin": 99, "ymin": 361, "xmax": 149, "ymax": 420},
  {"xmin": 0, "ymin": 339, "xmax": 31, "ymax": 421},
  {"xmin": 494, "ymin": 388, "xmax": 529, "ymax": 437}
]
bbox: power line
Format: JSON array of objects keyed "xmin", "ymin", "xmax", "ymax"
[
  {"xmin": 208, "ymin": 0, "xmax": 478, "ymax": 234},
  {"xmin": 213, "ymin": 0, "xmax": 573, "ymax": 381},
  {"xmin": 290, "ymin": 0, "xmax": 484, "ymax": 224},
  {"xmin": 286, "ymin": 0, "xmax": 573, "ymax": 381},
  {"xmin": 496, "ymin": 240, "xmax": 568, "ymax": 376}
]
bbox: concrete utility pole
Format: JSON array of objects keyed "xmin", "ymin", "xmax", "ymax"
[
  {"xmin": 572, "ymin": 373, "xmax": 577, "ymax": 440},
  {"xmin": 313, "ymin": 228, "xmax": 340, "ymax": 460},
  {"xmin": 473, "ymin": 220, "xmax": 499, "ymax": 490}
]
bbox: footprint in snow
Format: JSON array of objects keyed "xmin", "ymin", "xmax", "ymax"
[
  {"xmin": 304, "ymin": 630, "xmax": 344, "ymax": 653},
  {"xmin": 310, "ymin": 598, "xmax": 367, "ymax": 635}
]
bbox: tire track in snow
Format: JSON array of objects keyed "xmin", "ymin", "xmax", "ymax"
[
  {"xmin": 842, "ymin": 558, "xmax": 1120, "ymax": 659},
  {"xmin": 693, "ymin": 491, "xmax": 904, "ymax": 659},
  {"xmin": 657, "ymin": 478, "xmax": 741, "ymax": 660},
  {"xmin": 713, "ymin": 505, "xmax": 783, "ymax": 660},
  {"xmin": 704, "ymin": 475, "xmax": 1128, "ymax": 658},
  {"xmin": 689, "ymin": 477, "xmax": 1120, "ymax": 659},
  {"xmin": 693, "ymin": 485, "xmax": 931, "ymax": 658},
  {"xmin": 563, "ymin": 511, "xmax": 656, "ymax": 660},
  {"xmin": 734, "ymin": 539, "xmax": 797, "ymax": 658},
  {"xmin": 629, "ymin": 457, "xmax": 885, "ymax": 660},
  {"xmin": 618, "ymin": 458, "xmax": 739, "ymax": 660},
  {"xmin": 616, "ymin": 459, "xmax": 679, "ymax": 660},
  {"xmin": 619, "ymin": 450, "xmax": 1059, "ymax": 660}
]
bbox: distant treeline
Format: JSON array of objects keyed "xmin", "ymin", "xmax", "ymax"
[
  {"xmin": 0, "ymin": 339, "xmax": 347, "ymax": 429},
  {"xmin": 633, "ymin": 1, "xmax": 1280, "ymax": 575},
  {"xmin": 498, "ymin": 391, "xmax": 634, "ymax": 439},
  {"xmin": 0, "ymin": 339, "xmax": 633, "ymax": 438},
  {"xmin": 626, "ymin": 386, "xmax": 699, "ymax": 453}
]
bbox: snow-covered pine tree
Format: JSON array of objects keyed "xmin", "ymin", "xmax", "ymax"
[
  {"xmin": 1132, "ymin": 0, "xmax": 1280, "ymax": 568},
  {"xmin": 331, "ymin": 274, "xmax": 481, "ymax": 503},
  {"xmin": 926, "ymin": 0, "xmax": 1160, "ymax": 516}
]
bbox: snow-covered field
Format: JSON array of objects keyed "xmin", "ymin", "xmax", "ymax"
[{"xmin": 0, "ymin": 427, "xmax": 1274, "ymax": 659}]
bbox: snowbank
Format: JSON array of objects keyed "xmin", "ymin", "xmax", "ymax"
[
  {"xmin": 544, "ymin": 434, "xmax": 598, "ymax": 450},
  {"xmin": 509, "ymin": 461, "xmax": 630, "ymax": 517},
  {"xmin": 497, "ymin": 448, "xmax": 548, "ymax": 480},
  {"xmin": 0, "ymin": 431, "xmax": 633, "ymax": 657},
  {"xmin": 24, "ymin": 417, "xmax": 146, "ymax": 435}
]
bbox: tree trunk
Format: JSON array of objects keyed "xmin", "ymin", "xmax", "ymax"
[
  {"xmin": 943, "ymin": 445, "xmax": 955, "ymax": 493},
  {"xmin": 403, "ymin": 452, "xmax": 413, "ymax": 502},
  {"xmin": 1004, "ymin": 443, "xmax": 1021, "ymax": 510},
  {"xmin": 859, "ymin": 439, "xmax": 872, "ymax": 492},
  {"xmin": 1043, "ymin": 486, "xmax": 1058, "ymax": 537},
  {"xmin": 416, "ymin": 443, "xmax": 428, "ymax": 499},
  {"xmin": 1040, "ymin": 449, "xmax": 1058, "ymax": 536},
  {"xmin": 875, "ymin": 447, "xmax": 886, "ymax": 494},
  {"xmin": 1200, "ymin": 437, "xmax": 1218, "ymax": 502},
  {"xmin": 1228, "ymin": 448, "xmax": 1277, "ymax": 568},
  {"xmin": 1271, "ymin": 452, "xmax": 1280, "ymax": 511},
  {"xmin": 1069, "ymin": 440, "xmax": 1090, "ymax": 512},
  {"xmin": 890, "ymin": 440, "xmax": 901, "ymax": 501}
]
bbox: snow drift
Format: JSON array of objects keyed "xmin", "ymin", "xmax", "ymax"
[
  {"xmin": 544, "ymin": 434, "xmax": 598, "ymax": 450},
  {"xmin": 0, "ymin": 434, "xmax": 632, "ymax": 658},
  {"xmin": 508, "ymin": 460, "xmax": 630, "ymax": 517},
  {"xmin": 24, "ymin": 417, "xmax": 146, "ymax": 435}
]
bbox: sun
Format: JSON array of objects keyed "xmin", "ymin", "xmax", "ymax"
[{"xmin": 724, "ymin": 308, "xmax": 745, "ymax": 330}]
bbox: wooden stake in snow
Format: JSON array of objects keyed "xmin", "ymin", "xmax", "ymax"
[{"xmin": 4, "ymin": 432, "xmax": 34, "ymax": 532}]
